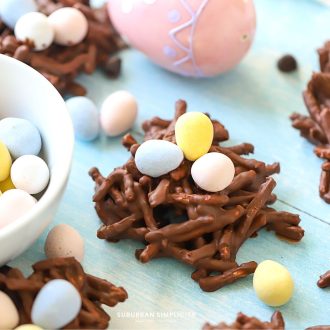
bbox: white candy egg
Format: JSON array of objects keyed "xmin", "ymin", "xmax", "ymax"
[
  {"xmin": 15, "ymin": 12, "xmax": 54, "ymax": 51},
  {"xmin": 11, "ymin": 155, "xmax": 50, "ymax": 195},
  {"xmin": 0, "ymin": 189, "xmax": 36, "ymax": 228},
  {"xmin": 135, "ymin": 140, "xmax": 184, "ymax": 177},
  {"xmin": 0, "ymin": 291, "xmax": 19, "ymax": 329},
  {"xmin": 31, "ymin": 279, "xmax": 82, "ymax": 329},
  {"xmin": 15, "ymin": 325, "xmax": 43, "ymax": 330},
  {"xmin": 45, "ymin": 224, "xmax": 84, "ymax": 262},
  {"xmin": 100, "ymin": 90, "xmax": 138, "ymax": 136},
  {"xmin": 48, "ymin": 7, "xmax": 88, "ymax": 46},
  {"xmin": 191, "ymin": 152, "xmax": 235, "ymax": 192}
]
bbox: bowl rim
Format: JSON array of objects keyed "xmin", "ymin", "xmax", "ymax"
[{"xmin": 0, "ymin": 54, "xmax": 74, "ymax": 239}]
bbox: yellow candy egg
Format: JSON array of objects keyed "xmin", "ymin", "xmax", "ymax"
[
  {"xmin": 253, "ymin": 260, "xmax": 294, "ymax": 307},
  {"xmin": 0, "ymin": 175, "xmax": 15, "ymax": 192},
  {"xmin": 175, "ymin": 112, "xmax": 214, "ymax": 161},
  {"xmin": 0, "ymin": 141, "xmax": 12, "ymax": 181},
  {"xmin": 15, "ymin": 325, "xmax": 43, "ymax": 330}
]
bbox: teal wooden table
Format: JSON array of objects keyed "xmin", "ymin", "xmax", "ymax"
[{"xmin": 10, "ymin": 0, "xmax": 330, "ymax": 329}]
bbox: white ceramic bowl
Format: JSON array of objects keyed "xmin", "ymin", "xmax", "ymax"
[{"xmin": 0, "ymin": 55, "xmax": 74, "ymax": 265}]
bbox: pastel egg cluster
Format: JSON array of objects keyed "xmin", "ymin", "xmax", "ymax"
[
  {"xmin": 135, "ymin": 111, "xmax": 235, "ymax": 192},
  {"xmin": 66, "ymin": 90, "xmax": 138, "ymax": 142},
  {"xmin": 0, "ymin": 0, "xmax": 89, "ymax": 52},
  {"xmin": 0, "ymin": 117, "xmax": 50, "ymax": 229},
  {"xmin": 0, "ymin": 279, "xmax": 82, "ymax": 329}
]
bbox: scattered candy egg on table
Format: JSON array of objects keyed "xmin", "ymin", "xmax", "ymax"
[
  {"xmin": 0, "ymin": 175, "xmax": 15, "ymax": 193},
  {"xmin": 0, "ymin": 117, "xmax": 41, "ymax": 159},
  {"xmin": 14, "ymin": 12, "xmax": 54, "ymax": 51},
  {"xmin": 253, "ymin": 260, "xmax": 294, "ymax": 307},
  {"xmin": 108, "ymin": 0, "xmax": 256, "ymax": 77},
  {"xmin": 0, "ymin": 140, "xmax": 12, "ymax": 181},
  {"xmin": 175, "ymin": 112, "xmax": 213, "ymax": 161},
  {"xmin": 0, "ymin": 189, "xmax": 36, "ymax": 229},
  {"xmin": 135, "ymin": 139, "xmax": 184, "ymax": 177},
  {"xmin": 66, "ymin": 96, "xmax": 100, "ymax": 141},
  {"xmin": 31, "ymin": 279, "xmax": 82, "ymax": 329},
  {"xmin": 191, "ymin": 152, "xmax": 235, "ymax": 192},
  {"xmin": 100, "ymin": 90, "xmax": 138, "ymax": 136},
  {"xmin": 45, "ymin": 224, "xmax": 84, "ymax": 262},
  {"xmin": 15, "ymin": 325, "xmax": 43, "ymax": 330},
  {"xmin": 0, "ymin": 0, "xmax": 38, "ymax": 29},
  {"xmin": 0, "ymin": 291, "xmax": 19, "ymax": 329},
  {"xmin": 11, "ymin": 155, "xmax": 50, "ymax": 195},
  {"xmin": 48, "ymin": 7, "xmax": 89, "ymax": 46}
]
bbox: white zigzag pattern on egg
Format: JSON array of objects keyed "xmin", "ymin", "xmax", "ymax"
[{"xmin": 169, "ymin": 0, "xmax": 209, "ymax": 77}]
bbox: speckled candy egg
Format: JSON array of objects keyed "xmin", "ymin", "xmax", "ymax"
[
  {"xmin": 31, "ymin": 279, "xmax": 82, "ymax": 329},
  {"xmin": 108, "ymin": 0, "xmax": 256, "ymax": 77},
  {"xmin": 100, "ymin": 90, "xmax": 138, "ymax": 136},
  {"xmin": 0, "ymin": 189, "xmax": 36, "ymax": 229},
  {"xmin": 66, "ymin": 96, "xmax": 100, "ymax": 141},
  {"xmin": 0, "ymin": 0, "xmax": 38, "ymax": 29},
  {"xmin": 0, "ymin": 291, "xmax": 19, "ymax": 329},
  {"xmin": 15, "ymin": 12, "xmax": 54, "ymax": 51},
  {"xmin": 0, "ymin": 117, "xmax": 42, "ymax": 159},
  {"xmin": 48, "ymin": 7, "xmax": 88, "ymax": 46},
  {"xmin": 135, "ymin": 139, "xmax": 184, "ymax": 177},
  {"xmin": 45, "ymin": 224, "xmax": 84, "ymax": 262}
]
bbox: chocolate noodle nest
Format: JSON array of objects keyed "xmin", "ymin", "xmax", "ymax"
[
  {"xmin": 0, "ymin": 257, "xmax": 128, "ymax": 329},
  {"xmin": 90, "ymin": 100, "xmax": 304, "ymax": 292},
  {"xmin": 0, "ymin": 0, "xmax": 126, "ymax": 96},
  {"xmin": 291, "ymin": 41, "xmax": 330, "ymax": 202}
]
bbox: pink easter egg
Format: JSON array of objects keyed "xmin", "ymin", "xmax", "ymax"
[{"xmin": 108, "ymin": 0, "xmax": 256, "ymax": 77}]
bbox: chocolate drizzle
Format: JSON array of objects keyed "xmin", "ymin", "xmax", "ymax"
[
  {"xmin": 202, "ymin": 311, "xmax": 285, "ymax": 330},
  {"xmin": 0, "ymin": 0, "xmax": 126, "ymax": 96},
  {"xmin": 0, "ymin": 257, "xmax": 127, "ymax": 329},
  {"xmin": 90, "ymin": 100, "xmax": 304, "ymax": 292}
]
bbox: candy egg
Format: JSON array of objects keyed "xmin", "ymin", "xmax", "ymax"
[
  {"xmin": 175, "ymin": 112, "xmax": 213, "ymax": 161},
  {"xmin": 15, "ymin": 325, "xmax": 43, "ymax": 330},
  {"xmin": 135, "ymin": 139, "xmax": 184, "ymax": 177},
  {"xmin": 0, "ymin": 140, "xmax": 12, "ymax": 181},
  {"xmin": 0, "ymin": 189, "xmax": 36, "ymax": 228},
  {"xmin": 48, "ymin": 7, "xmax": 88, "ymax": 46},
  {"xmin": 15, "ymin": 12, "xmax": 54, "ymax": 51},
  {"xmin": 0, "ymin": 291, "xmax": 19, "ymax": 329},
  {"xmin": 31, "ymin": 279, "xmax": 82, "ymax": 329},
  {"xmin": 191, "ymin": 152, "xmax": 235, "ymax": 192},
  {"xmin": 0, "ymin": 0, "xmax": 38, "ymax": 29},
  {"xmin": 253, "ymin": 260, "xmax": 294, "ymax": 307},
  {"xmin": 65, "ymin": 96, "xmax": 100, "ymax": 141},
  {"xmin": 108, "ymin": 0, "xmax": 256, "ymax": 77},
  {"xmin": 100, "ymin": 90, "xmax": 138, "ymax": 136},
  {"xmin": 11, "ymin": 155, "xmax": 50, "ymax": 195},
  {"xmin": 0, "ymin": 175, "xmax": 15, "ymax": 193},
  {"xmin": 0, "ymin": 117, "xmax": 41, "ymax": 159},
  {"xmin": 45, "ymin": 224, "xmax": 84, "ymax": 262}
]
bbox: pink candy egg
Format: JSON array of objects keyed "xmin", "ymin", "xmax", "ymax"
[
  {"xmin": 108, "ymin": 0, "xmax": 256, "ymax": 77},
  {"xmin": 48, "ymin": 7, "xmax": 88, "ymax": 46}
]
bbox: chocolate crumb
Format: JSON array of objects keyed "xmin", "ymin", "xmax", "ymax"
[
  {"xmin": 277, "ymin": 54, "xmax": 298, "ymax": 72},
  {"xmin": 90, "ymin": 100, "xmax": 304, "ymax": 292},
  {"xmin": 317, "ymin": 270, "xmax": 330, "ymax": 288},
  {"xmin": 202, "ymin": 311, "xmax": 285, "ymax": 330}
]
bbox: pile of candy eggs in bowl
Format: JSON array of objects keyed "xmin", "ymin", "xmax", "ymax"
[
  {"xmin": 0, "ymin": 117, "xmax": 50, "ymax": 229},
  {"xmin": 0, "ymin": 54, "xmax": 73, "ymax": 266}
]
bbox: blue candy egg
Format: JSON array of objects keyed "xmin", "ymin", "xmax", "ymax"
[
  {"xmin": 66, "ymin": 97, "xmax": 100, "ymax": 142},
  {"xmin": 0, "ymin": 117, "xmax": 42, "ymax": 160},
  {"xmin": 0, "ymin": 0, "xmax": 38, "ymax": 29}
]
